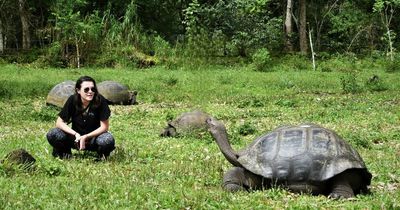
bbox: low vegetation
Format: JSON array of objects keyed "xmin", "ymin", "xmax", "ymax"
[{"xmin": 0, "ymin": 59, "xmax": 399, "ymax": 209}]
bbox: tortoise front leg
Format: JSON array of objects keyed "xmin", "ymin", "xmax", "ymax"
[
  {"xmin": 329, "ymin": 171, "xmax": 358, "ymax": 199},
  {"xmin": 223, "ymin": 167, "xmax": 266, "ymax": 192}
]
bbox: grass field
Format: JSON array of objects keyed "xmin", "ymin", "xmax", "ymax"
[{"xmin": 0, "ymin": 61, "xmax": 399, "ymax": 209}]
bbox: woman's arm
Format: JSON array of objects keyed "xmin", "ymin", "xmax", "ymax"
[
  {"xmin": 79, "ymin": 119, "xmax": 109, "ymax": 150},
  {"xmin": 56, "ymin": 116, "xmax": 78, "ymax": 136}
]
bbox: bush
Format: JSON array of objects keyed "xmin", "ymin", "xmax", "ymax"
[
  {"xmin": 385, "ymin": 59, "xmax": 400, "ymax": 73},
  {"xmin": 35, "ymin": 42, "xmax": 65, "ymax": 68},
  {"xmin": 272, "ymin": 54, "xmax": 311, "ymax": 71},
  {"xmin": 237, "ymin": 122, "xmax": 257, "ymax": 136},
  {"xmin": 251, "ymin": 48, "xmax": 272, "ymax": 71},
  {"xmin": 317, "ymin": 55, "xmax": 357, "ymax": 72},
  {"xmin": 340, "ymin": 72, "xmax": 362, "ymax": 94}
]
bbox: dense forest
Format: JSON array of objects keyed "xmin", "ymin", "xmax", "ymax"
[{"xmin": 0, "ymin": 0, "xmax": 399, "ymax": 68}]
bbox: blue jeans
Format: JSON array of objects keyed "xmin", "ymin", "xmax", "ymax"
[{"xmin": 46, "ymin": 128, "xmax": 115, "ymax": 158}]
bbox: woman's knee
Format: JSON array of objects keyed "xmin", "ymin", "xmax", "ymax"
[
  {"xmin": 95, "ymin": 132, "xmax": 115, "ymax": 156},
  {"xmin": 96, "ymin": 132, "xmax": 115, "ymax": 146},
  {"xmin": 46, "ymin": 128, "xmax": 67, "ymax": 144}
]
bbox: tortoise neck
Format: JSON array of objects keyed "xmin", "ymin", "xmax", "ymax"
[{"xmin": 211, "ymin": 124, "xmax": 242, "ymax": 167}]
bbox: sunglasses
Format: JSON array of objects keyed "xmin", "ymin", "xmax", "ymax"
[{"xmin": 83, "ymin": 87, "xmax": 97, "ymax": 93}]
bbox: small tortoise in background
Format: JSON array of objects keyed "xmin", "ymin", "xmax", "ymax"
[
  {"xmin": 46, "ymin": 80, "xmax": 138, "ymax": 107},
  {"xmin": 206, "ymin": 118, "xmax": 372, "ymax": 199},
  {"xmin": 46, "ymin": 80, "xmax": 75, "ymax": 108},
  {"xmin": 97, "ymin": 81, "xmax": 138, "ymax": 105},
  {"xmin": 2, "ymin": 149, "xmax": 36, "ymax": 170},
  {"xmin": 161, "ymin": 110, "xmax": 210, "ymax": 137}
]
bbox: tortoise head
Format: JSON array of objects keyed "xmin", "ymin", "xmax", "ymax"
[
  {"xmin": 129, "ymin": 90, "xmax": 138, "ymax": 105},
  {"xmin": 206, "ymin": 117, "xmax": 227, "ymax": 136},
  {"xmin": 160, "ymin": 122, "xmax": 177, "ymax": 137}
]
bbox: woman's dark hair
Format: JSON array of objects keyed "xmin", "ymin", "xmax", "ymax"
[{"xmin": 74, "ymin": 76, "xmax": 101, "ymax": 111}]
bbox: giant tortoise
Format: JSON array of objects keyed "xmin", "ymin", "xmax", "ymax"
[
  {"xmin": 97, "ymin": 81, "xmax": 137, "ymax": 105},
  {"xmin": 206, "ymin": 118, "xmax": 372, "ymax": 199},
  {"xmin": 1, "ymin": 149, "xmax": 36, "ymax": 171},
  {"xmin": 46, "ymin": 80, "xmax": 75, "ymax": 108},
  {"xmin": 160, "ymin": 110, "xmax": 210, "ymax": 137}
]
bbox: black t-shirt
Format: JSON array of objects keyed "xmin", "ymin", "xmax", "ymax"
[{"xmin": 59, "ymin": 95, "xmax": 111, "ymax": 135}]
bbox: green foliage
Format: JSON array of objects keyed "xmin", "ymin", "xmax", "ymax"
[
  {"xmin": 373, "ymin": 0, "xmax": 400, "ymax": 12},
  {"xmin": 272, "ymin": 54, "xmax": 311, "ymax": 71},
  {"xmin": 236, "ymin": 122, "xmax": 257, "ymax": 136},
  {"xmin": 36, "ymin": 42, "xmax": 65, "ymax": 67},
  {"xmin": 316, "ymin": 1, "xmax": 376, "ymax": 53},
  {"xmin": 121, "ymin": 1, "xmax": 142, "ymax": 47},
  {"xmin": 31, "ymin": 106, "xmax": 58, "ymax": 122},
  {"xmin": 4, "ymin": 0, "xmax": 400, "ymax": 67},
  {"xmin": 0, "ymin": 81, "xmax": 12, "ymax": 99},
  {"xmin": 237, "ymin": 96, "xmax": 265, "ymax": 108},
  {"xmin": 385, "ymin": 59, "xmax": 400, "ymax": 72},
  {"xmin": 50, "ymin": 0, "xmax": 103, "ymax": 67},
  {"xmin": 183, "ymin": 0, "xmax": 282, "ymax": 58},
  {"xmin": 275, "ymin": 99, "xmax": 297, "ymax": 108},
  {"xmin": 340, "ymin": 72, "xmax": 362, "ymax": 94},
  {"xmin": 94, "ymin": 46, "xmax": 141, "ymax": 68},
  {"xmin": 317, "ymin": 55, "xmax": 358, "ymax": 72},
  {"xmin": 94, "ymin": 2, "xmax": 163, "ymax": 68},
  {"xmin": 251, "ymin": 48, "xmax": 272, "ymax": 71},
  {"xmin": 364, "ymin": 75, "xmax": 388, "ymax": 92},
  {"xmin": 0, "ymin": 79, "xmax": 52, "ymax": 100},
  {"xmin": 163, "ymin": 76, "xmax": 179, "ymax": 87}
]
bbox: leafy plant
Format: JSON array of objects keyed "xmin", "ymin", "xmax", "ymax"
[
  {"xmin": 163, "ymin": 76, "xmax": 179, "ymax": 87},
  {"xmin": 385, "ymin": 59, "xmax": 400, "ymax": 72},
  {"xmin": 237, "ymin": 96, "xmax": 265, "ymax": 108},
  {"xmin": 340, "ymin": 72, "xmax": 362, "ymax": 93},
  {"xmin": 237, "ymin": 121, "xmax": 257, "ymax": 136},
  {"xmin": 275, "ymin": 99, "xmax": 297, "ymax": 108},
  {"xmin": 251, "ymin": 48, "xmax": 272, "ymax": 71}
]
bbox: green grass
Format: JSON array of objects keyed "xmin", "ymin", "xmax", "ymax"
[{"xmin": 0, "ymin": 62, "xmax": 399, "ymax": 209}]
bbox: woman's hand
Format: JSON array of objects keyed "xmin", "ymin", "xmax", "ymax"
[
  {"xmin": 79, "ymin": 134, "xmax": 89, "ymax": 150},
  {"xmin": 74, "ymin": 133, "xmax": 81, "ymax": 149},
  {"xmin": 74, "ymin": 133, "xmax": 81, "ymax": 141}
]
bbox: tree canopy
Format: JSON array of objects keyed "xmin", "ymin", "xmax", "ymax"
[{"xmin": 0, "ymin": 0, "xmax": 399, "ymax": 67}]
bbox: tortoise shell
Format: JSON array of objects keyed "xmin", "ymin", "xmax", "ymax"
[
  {"xmin": 238, "ymin": 124, "xmax": 371, "ymax": 183},
  {"xmin": 97, "ymin": 81, "xmax": 137, "ymax": 105},
  {"xmin": 161, "ymin": 110, "xmax": 210, "ymax": 137},
  {"xmin": 46, "ymin": 80, "xmax": 75, "ymax": 108}
]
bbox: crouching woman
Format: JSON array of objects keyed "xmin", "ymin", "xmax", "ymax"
[{"xmin": 46, "ymin": 76, "xmax": 115, "ymax": 159}]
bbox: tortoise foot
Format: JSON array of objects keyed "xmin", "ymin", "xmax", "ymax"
[
  {"xmin": 328, "ymin": 190, "xmax": 354, "ymax": 199},
  {"xmin": 223, "ymin": 183, "xmax": 246, "ymax": 192}
]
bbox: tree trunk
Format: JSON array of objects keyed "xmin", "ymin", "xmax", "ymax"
[
  {"xmin": 75, "ymin": 36, "xmax": 80, "ymax": 68},
  {"xmin": 18, "ymin": 0, "xmax": 31, "ymax": 50},
  {"xmin": 309, "ymin": 28, "xmax": 315, "ymax": 70},
  {"xmin": 284, "ymin": 0, "xmax": 294, "ymax": 52},
  {"xmin": 299, "ymin": 0, "xmax": 308, "ymax": 54},
  {"xmin": 0, "ymin": 19, "xmax": 4, "ymax": 53}
]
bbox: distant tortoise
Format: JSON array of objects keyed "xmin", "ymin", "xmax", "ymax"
[
  {"xmin": 161, "ymin": 110, "xmax": 210, "ymax": 137},
  {"xmin": 206, "ymin": 118, "xmax": 372, "ymax": 199},
  {"xmin": 2, "ymin": 149, "xmax": 36, "ymax": 170},
  {"xmin": 46, "ymin": 80, "xmax": 75, "ymax": 108},
  {"xmin": 97, "ymin": 81, "xmax": 137, "ymax": 105}
]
